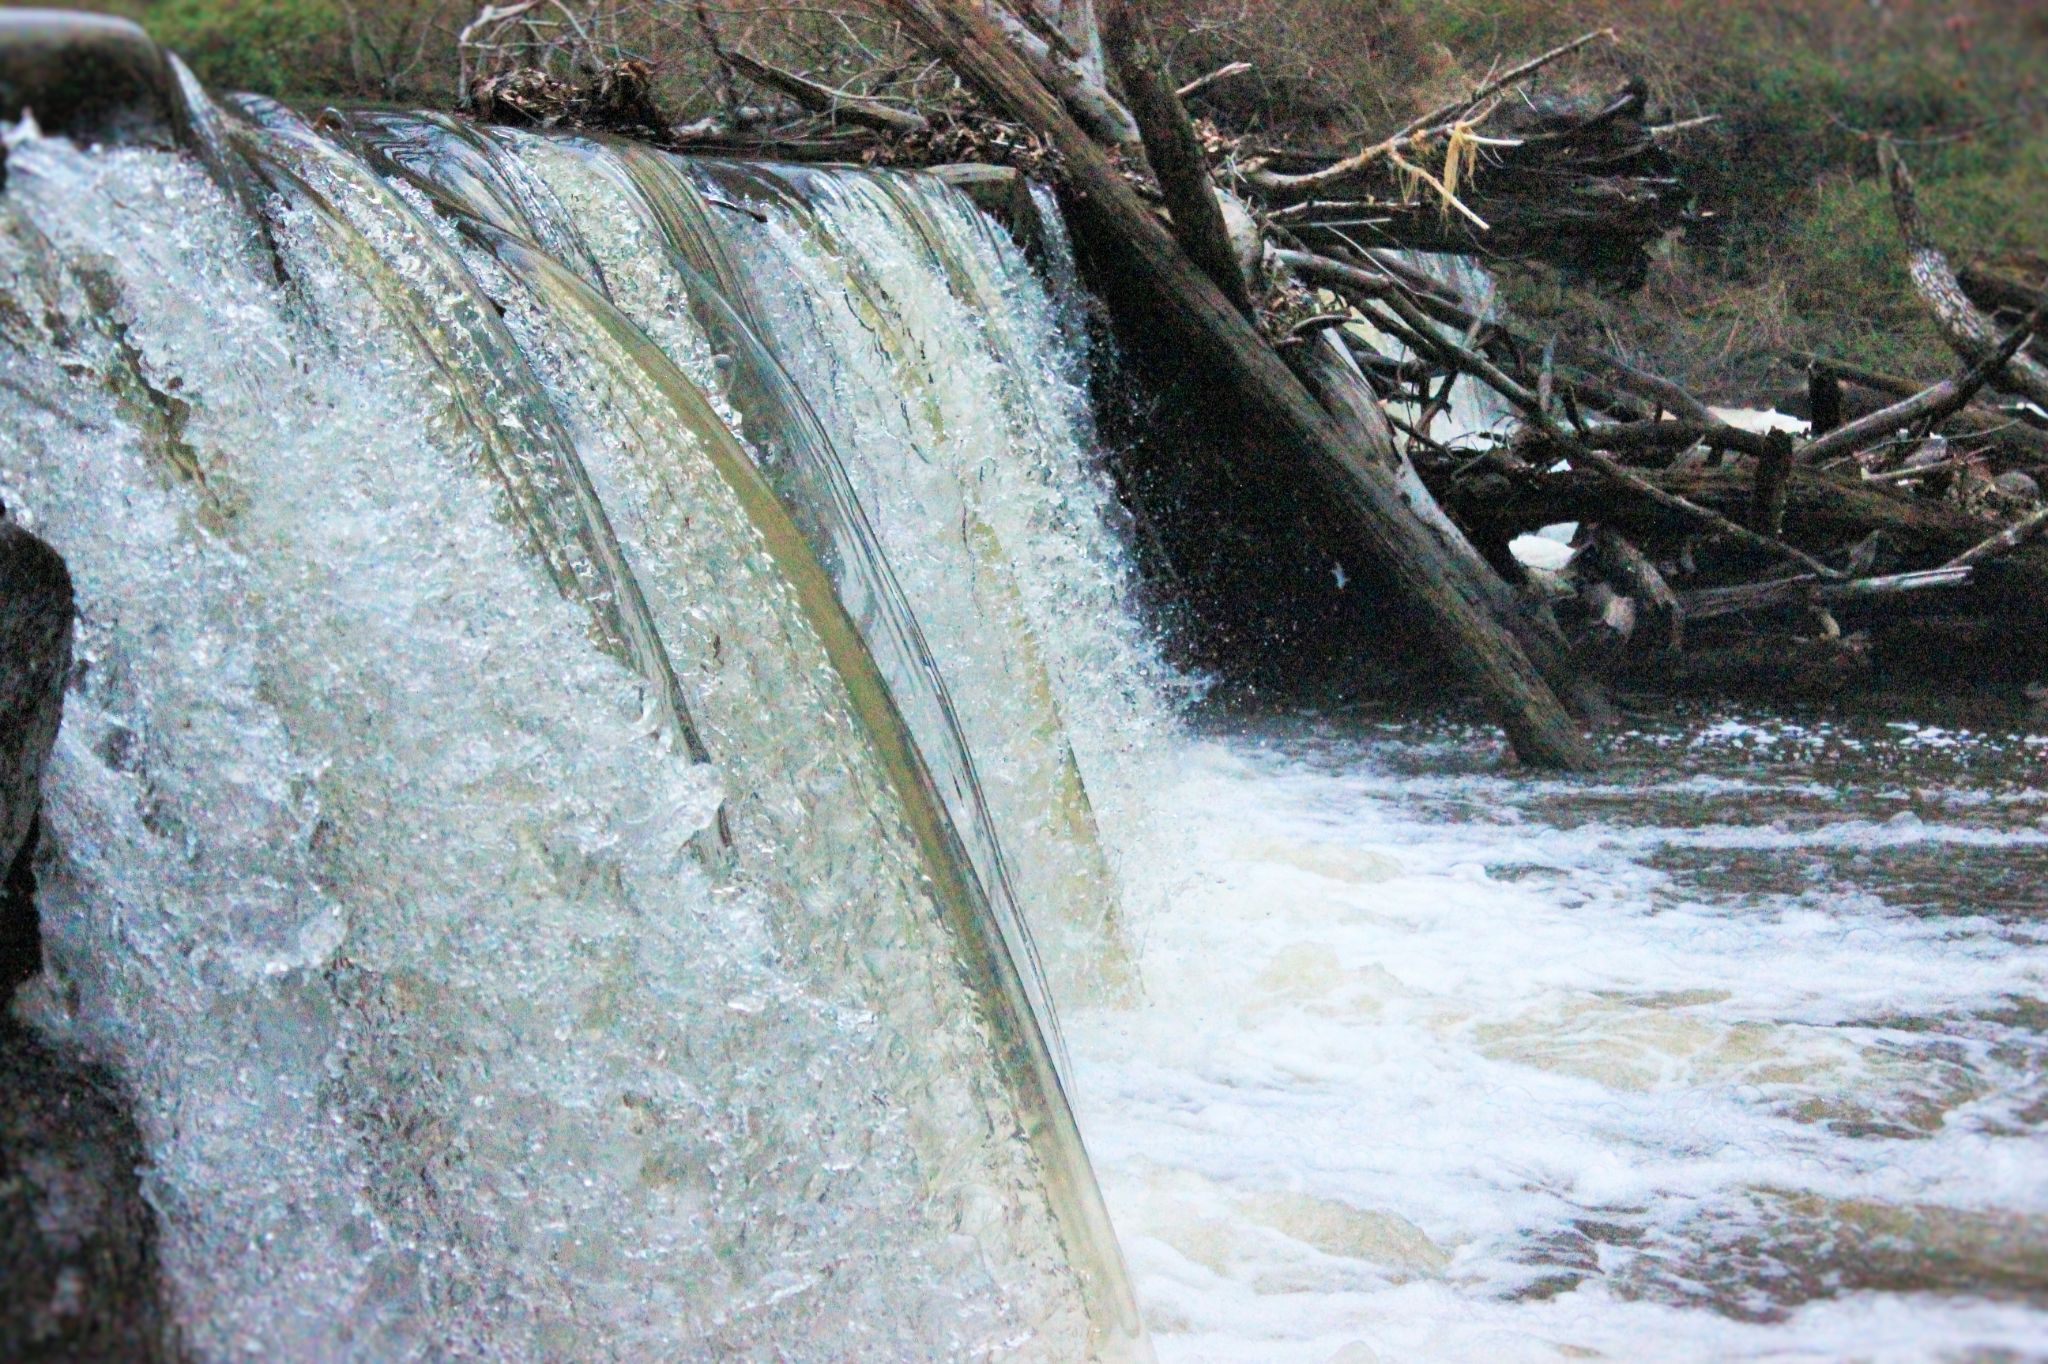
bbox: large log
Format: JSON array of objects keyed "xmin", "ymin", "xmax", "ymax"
[
  {"xmin": 987, "ymin": 0, "xmax": 1139, "ymax": 147},
  {"xmin": 1290, "ymin": 329, "xmax": 1614, "ymax": 724},
  {"xmin": 1098, "ymin": 0, "xmax": 1252, "ymax": 313},
  {"xmin": 1882, "ymin": 141, "xmax": 2048, "ymax": 410},
  {"xmin": 874, "ymin": 0, "xmax": 1596, "ymax": 769}
]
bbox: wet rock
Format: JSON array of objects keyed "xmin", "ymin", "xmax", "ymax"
[
  {"xmin": 0, "ymin": 10, "xmax": 182, "ymax": 150},
  {"xmin": 2, "ymin": 506, "xmax": 72, "ymax": 1002},
  {"xmin": 1, "ymin": 1022, "xmax": 177, "ymax": 1362},
  {"xmin": 2, "ymin": 506, "xmax": 175, "ymax": 1358}
]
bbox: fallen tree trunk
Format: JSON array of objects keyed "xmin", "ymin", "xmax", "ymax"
[
  {"xmin": 987, "ymin": 0, "xmax": 1139, "ymax": 147},
  {"xmin": 876, "ymin": 0, "xmax": 1596, "ymax": 769},
  {"xmin": 1291, "ymin": 329, "xmax": 1615, "ymax": 724},
  {"xmin": 1882, "ymin": 140, "xmax": 2048, "ymax": 410},
  {"xmin": 1098, "ymin": 0, "xmax": 1252, "ymax": 313}
]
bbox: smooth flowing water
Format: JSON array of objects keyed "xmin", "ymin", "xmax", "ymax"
[{"xmin": 5, "ymin": 63, "xmax": 2046, "ymax": 1363}]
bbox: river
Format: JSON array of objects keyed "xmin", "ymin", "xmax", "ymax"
[
  {"xmin": 6, "ymin": 55, "xmax": 2046, "ymax": 1358},
  {"xmin": 1080, "ymin": 703, "xmax": 2048, "ymax": 1362}
]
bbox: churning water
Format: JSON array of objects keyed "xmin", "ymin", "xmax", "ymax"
[
  {"xmin": 1080, "ymin": 708, "xmax": 2048, "ymax": 1362},
  {"xmin": 3, "ymin": 70, "xmax": 2046, "ymax": 1364}
]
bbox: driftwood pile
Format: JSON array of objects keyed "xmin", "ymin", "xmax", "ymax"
[{"xmin": 465, "ymin": 2, "xmax": 2047, "ymax": 762}]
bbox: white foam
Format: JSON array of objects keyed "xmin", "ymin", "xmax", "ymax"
[{"xmin": 1077, "ymin": 724, "xmax": 2048, "ymax": 1360}]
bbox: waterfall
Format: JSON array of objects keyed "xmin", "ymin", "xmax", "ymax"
[{"xmin": 0, "ymin": 67, "xmax": 1170, "ymax": 1361}]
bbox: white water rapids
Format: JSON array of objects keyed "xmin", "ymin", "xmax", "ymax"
[{"xmin": 3, "ymin": 76, "xmax": 2046, "ymax": 1363}]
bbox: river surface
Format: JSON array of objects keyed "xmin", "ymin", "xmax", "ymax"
[{"xmin": 1078, "ymin": 703, "xmax": 2048, "ymax": 1363}]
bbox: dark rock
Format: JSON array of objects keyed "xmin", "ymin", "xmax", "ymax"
[
  {"xmin": 2, "ymin": 508, "xmax": 72, "ymax": 1006},
  {"xmin": 1, "ymin": 510, "xmax": 176, "ymax": 1357},
  {"xmin": 0, "ymin": 10, "xmax": 183, "ymax": 151},
  {"xmin": 1, "ymin": 1021, "xmax": 177, "ymax": 1362}
]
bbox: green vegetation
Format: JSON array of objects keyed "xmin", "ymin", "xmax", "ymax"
[
  {"xmin": 146, "ymin": 0, "xmax": 349, "ymax": 99},
  {"xmin": 1165, "ymin": 0, "xmax": 2048, "ymax": 394},
  {"xmin": 13, "ymin": 0, "xmax": 2043, "ymax": 391},
  {"xmin": 5, "ymin": 0, "xmax": 465, "ymax": 101}
]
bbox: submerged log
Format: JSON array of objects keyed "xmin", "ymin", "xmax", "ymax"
[{"xmin": 878, "ymin": 0, "xmax": 1596, "ymax": 769}]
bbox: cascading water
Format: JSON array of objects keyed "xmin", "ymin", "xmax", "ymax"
[
  {"xmin": 8, "ymin": 35, "xmax": 2048, "ymax": 1364},
  {"xmin": 0, "ymin": 70, "xmax": 1167, "ymax": 1360}
]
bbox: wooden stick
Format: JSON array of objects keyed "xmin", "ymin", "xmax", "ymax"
[
  {"xmin": 1246, "ymin": 30, "xmax": 1615, "ymax": 201},
  {"xmin": 1177, "ymin": 61, "xmax": 1252, "ymax": 101},
  {"xmin": 1396, "ymin": 30, "xmax": 1618, "ymax": 140},
  {"xmin": 1371, "ymin": 287, "xmax": 1846, "ymax": 579},
  {"xmin": 1882, "ymin": 139, "xmax": 2048, "ymax": 409},
  {"xmin": 1678, "ymin": 566, "xmax": 1971, "ymax": 622},
  {"xmin": 724, "ymin": 48, "xmax": 929, "ymax": 133},
  {"xmin": 1793, "ymin": 349, "xmax": 2048, "ymax": 457},
  {"xmin": 1797, "ymin": 308, "xmax": 2044, "ymax": 467},
  {"xmin": 1943, "ymin": 502, "xmax": 2048, "ymax": 570}
]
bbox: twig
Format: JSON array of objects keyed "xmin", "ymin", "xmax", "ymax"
[
  {"xmin": 1396, "ymin": 29, "xmax": 1617, "ymax": 141},
  {"xmin": 1374, "ymin": 287, "xmax": 1846, "ymax": 579},
  {"xmin": 1798, "ymin": 307, "xmax": 2045, "ymax": 466},
  {"xmin": 1942, "ymin": 502, "xmax": 2048, "ymax": 570},
  {"xmin": 1279, "ymin": 312, "xmax": 1357, "ymax": 345},
  {"xmin": 1177, "ymin": 61, "xmax": 1252, "ymax": 101}
]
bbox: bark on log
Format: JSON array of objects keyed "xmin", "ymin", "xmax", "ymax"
[
  {"xmin": 875, "ymin": 0, "xmax": 1596, "ymax": 769},
  {"xmin": 1677, "ymin": 566, "xmax": 1971, "ymax": 622},
  {"xmin": 725, "ymin": 48, "xmax": 929, "ymax": 133},
  {"xmin": 1797, "ymin": 309, "xmax": 2044, "ymax": 466},
  {"xmin": 1794, "ymin": 351, "xmax": 2048, "ymax": 460},
  {"xmin": 1808, "ymin": 365, "xmax": 1844, "ymax": 436},
  {"xmin": 1882, "ymin": 141, "xmax": 2048, "ymax": 410},
  {"xmin": 987, "ymin": 2, "xmax": 1140, "ymax": 147},
  {"xmin": 1024, "ymin": 0, "xmax": 1107, "ymax": 88},
  {"xmin": 1750, "ymin": 431, "xmax": 1794, "ymax": 537},
  {"xmin": 1582, "ymin": 528, "xmax": 1681, "ymax": 649},
  {"xmin": 1098, "ymin": 0, "xmax": 1252, "ymax": 313},
  {"xmin": 1292, "ymin": 329, "xmax": 1613, "ymax": 724}
]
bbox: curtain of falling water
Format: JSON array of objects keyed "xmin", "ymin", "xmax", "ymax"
[
  {"xmin": 0, "ymin": 80, "xmax": 1163, "ymax": 1362},
  {"xmin": 341, "ymin": 114, "xmax": 1178, "ymax": 1022}
]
